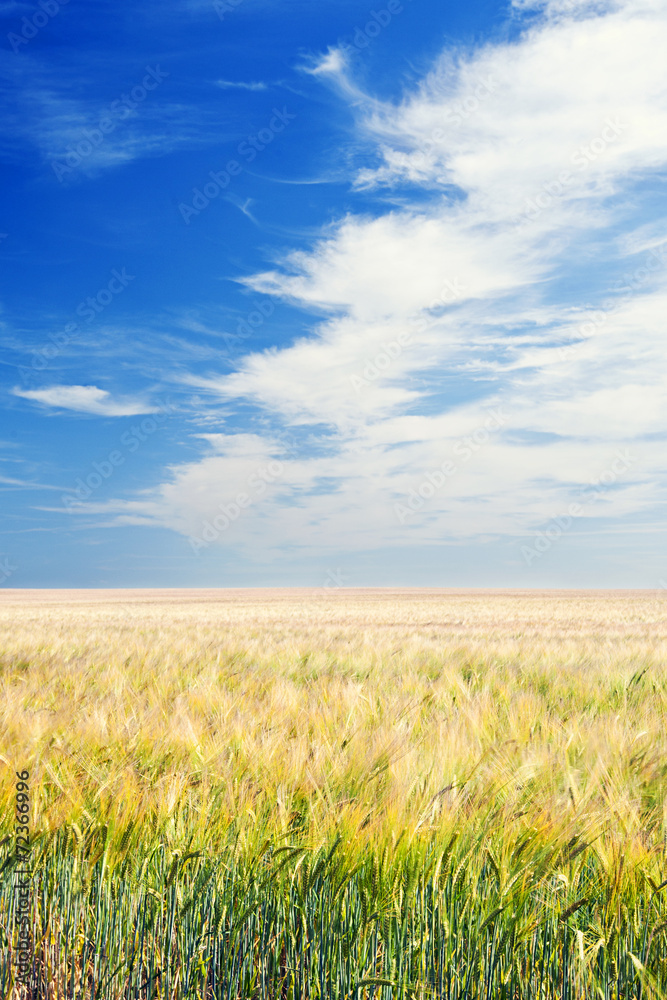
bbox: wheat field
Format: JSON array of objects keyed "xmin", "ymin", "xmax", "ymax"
[{"xmin": 1, "ymin": 588, "xmax": 667, "ymax": 998}]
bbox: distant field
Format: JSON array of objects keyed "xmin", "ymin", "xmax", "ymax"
[{"xmin": 1, "ymin": 588, "xmax": 667, "ymax": 998}]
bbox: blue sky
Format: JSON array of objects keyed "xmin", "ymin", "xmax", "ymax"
[{"xmin": 1, "ymin": 0, "xmax": 667, "ymax": 588}]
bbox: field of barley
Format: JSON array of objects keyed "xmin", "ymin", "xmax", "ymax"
[{"xmin": 2, "ymin": 587, "xmax": 667, "ymax": 999}]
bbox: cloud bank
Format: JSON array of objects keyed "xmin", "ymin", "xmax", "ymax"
[{"xmin": 79, "ymin": 0, "xmax": 667, "ymax": 565}]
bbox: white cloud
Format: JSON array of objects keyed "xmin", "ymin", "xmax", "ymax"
[
  {"xmin": 0, "ymin": 61, "xmax": 225, "ymax": 175},
  {"xmin": 0, "ymin": 473, "xmax": 63, "ymax": 491},
  {"xmin": 305, "ymin": 48, "xmax": 350, "ymax": 79},
  {"xmin": 13, "ymin": 385, "xmax": 158, "ymax": 417},
  {"xmin": 215, "ymin": 79, "xmax": 268, "ymax": 91},
  {"xmin": 74, "ymin": 0, "xmax": 667, "ymax": 559}
]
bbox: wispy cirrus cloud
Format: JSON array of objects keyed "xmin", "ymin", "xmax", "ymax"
[
  {"xmin": 0, "ymin": 57, "xmax": 237, "ymax": 176},
  {"xmin": 0, "ymin": 473, "xmax": 63, "ymax": 491},
  {"xmin": 66, "ymin": 0, "xmax": 667, "ymax": 562},
  {"xmin": 12, "ymin": 385, "xmax": 159, "ymax": 416},
  {"xmin": 215, "ymin": 79, "xmax": 268, "ymax": 91}
]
